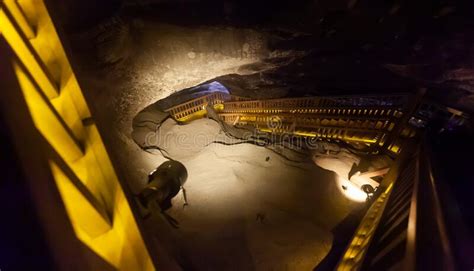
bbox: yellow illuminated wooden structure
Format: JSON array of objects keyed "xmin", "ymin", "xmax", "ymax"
[
  {"xmin": 0, "ymin": 1, "xmax": 154, "ymax": 269},
  {"xmin": 166, "ymin": 93, "xmax": 416, "ymax": 154},
  {"xmin": 336, "ymin": 142, "xmax": 418, "ymax": 270}
]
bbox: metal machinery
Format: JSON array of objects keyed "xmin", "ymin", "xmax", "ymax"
[{"xmin": 139, "ymin": 160, "xmax": 188, "ymax": 212}]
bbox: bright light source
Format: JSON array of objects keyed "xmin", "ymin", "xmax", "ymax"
[{"xmin": 336, "ymin": 176, "xmax": 369, "ymax": 202}]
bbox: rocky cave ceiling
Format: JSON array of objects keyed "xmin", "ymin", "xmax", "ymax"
[{"xmin": 55, "ymin": 0, "xmax": 474, "ymax": 115}]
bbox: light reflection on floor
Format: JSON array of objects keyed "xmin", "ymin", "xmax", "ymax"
[
  {"xmin": 145, "ymin": 142, "xmax": 356, "ymax": 270},
  {"xmin": 336, "ymin": 176, "xmax": 370, "ymax": 202},
  {"xmin": 312, "ymin": 154, "xmax": 380, "ymax": 203},
  {"xmin": 130, "ymin": 117, "xmax": 369, "ymax": 269}
]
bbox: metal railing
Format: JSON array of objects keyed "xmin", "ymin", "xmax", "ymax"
[
  {"xmin": 165, "ymin": 92, "xmax": 229, "ymax": 120},
  {"xmin": 0, "ymin": 1, "xmax": 154, "ymax": 269},
  {"xmin": 164, "ymin": 93, "xmax": 417, "ymax": 154},
  {"xmin": 336, "ymin": 135, "xmax": 473, "ymax": 270}
]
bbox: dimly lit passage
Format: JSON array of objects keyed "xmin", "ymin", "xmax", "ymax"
[{"xmin": 1, "ymin": 1, "xmax": 474, "ymax": 271}]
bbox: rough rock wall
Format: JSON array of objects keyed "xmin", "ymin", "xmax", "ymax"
[{"xmin": 72, "ymin": 16, "xmax": 275, "ymax": 135}]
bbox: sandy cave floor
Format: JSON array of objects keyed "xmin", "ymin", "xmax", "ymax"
[
  {"xmin": 68, "ymin": 17, "xmax": 366, "ymax": 269},
  {"xmin": 60, "ymin": 8, "xmax": 463, "ymax": 269},
  {"xmin": 130, "ymin": 117, "xmax": 361, "ymax": 270},
  {"xmin": 76, "ymin": 73, "xmax": 369, "ymax": 269}
]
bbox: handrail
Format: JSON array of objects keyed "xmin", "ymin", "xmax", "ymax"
[
  {"xmin": 161, "ymin": 90, "xmax": 415, "ymax": 154},
  {"xmin": 411, "ymin": 138, "xmax": 456, "ymax": 271},
  {"xmin": 335, "ymin": 135, "xmax": 474, "ymax": 270},
  {"xmin": 0, "ymin": 1, "xmax": 155, "ymax": 269},
  {"xmin": 0, "ymin": 6, "xmax": 59, "ymax": 98},
  {"xmin": 336, "ymin": 141, "xmax": 416, "ymax": 270},
  {"xmin": 222, "ymin": 94, "xmax": 409, "ymax": 104},
  {"xmin": 3, "ymin": 0, "xmax": 36, "ymax": 39}
]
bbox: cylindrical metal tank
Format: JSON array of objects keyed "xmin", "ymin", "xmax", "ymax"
[{"xmin": 139, "ymin": 160, "xmax": 188, "ymax": 210}]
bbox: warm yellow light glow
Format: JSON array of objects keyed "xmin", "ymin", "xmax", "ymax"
[
  {"xmin": 342, "ymin": 136, "xmax": 377, "ymax": 144},
  {"xmin": 3, "ymin": 0, "xmax": 35, "ymax": 39},
  {"xmin": 1, "ymin": 1, "xmax": 154, "ymax": 269},
  {"xmin": 12, "ymin": 61, "xmax": 84, "ymax": 162},
  {"xmin": 293, "ymin": 131, "xmax": 317, "ymax": 137},
  {"xmin": 176, "ymin": 103, "xmax": 226, "ymax": 122},
  {"xmin": 177, "ymin": 109, "xmax": 208, "ymax": 122},
  {"xmin": 213, "ymin": 103, "xmax": 224, "ymax": 111},
  {"xmin": 336, "ymin": 182, "xmax": 394, "ymax": 270},
  {"xmin": 49, "ymin": 161, "xmax": 111, "ymax": 238},
  {"xmin": 336, "ymin": 176, "xmax": 368, "ymax": 202},
  {"xmin": 51, "ymin": 156, "xmax": 153, "ymax": 269},
  {"xmin": 389, "ymin": 142, "xmax": 401, "ymax": 154},
  {"xmin": 0, "ymin": 9, "xmax": 58, "ymax": 98}
]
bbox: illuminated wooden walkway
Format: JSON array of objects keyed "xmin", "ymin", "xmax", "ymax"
[{"xmin": 166, "ymin": 93, "xmax": 417, "ymax": 154}]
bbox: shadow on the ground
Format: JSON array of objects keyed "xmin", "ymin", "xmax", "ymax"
[{"xmin": 313, "ymin": 204, "xmax": 366, "ymax": 271}]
